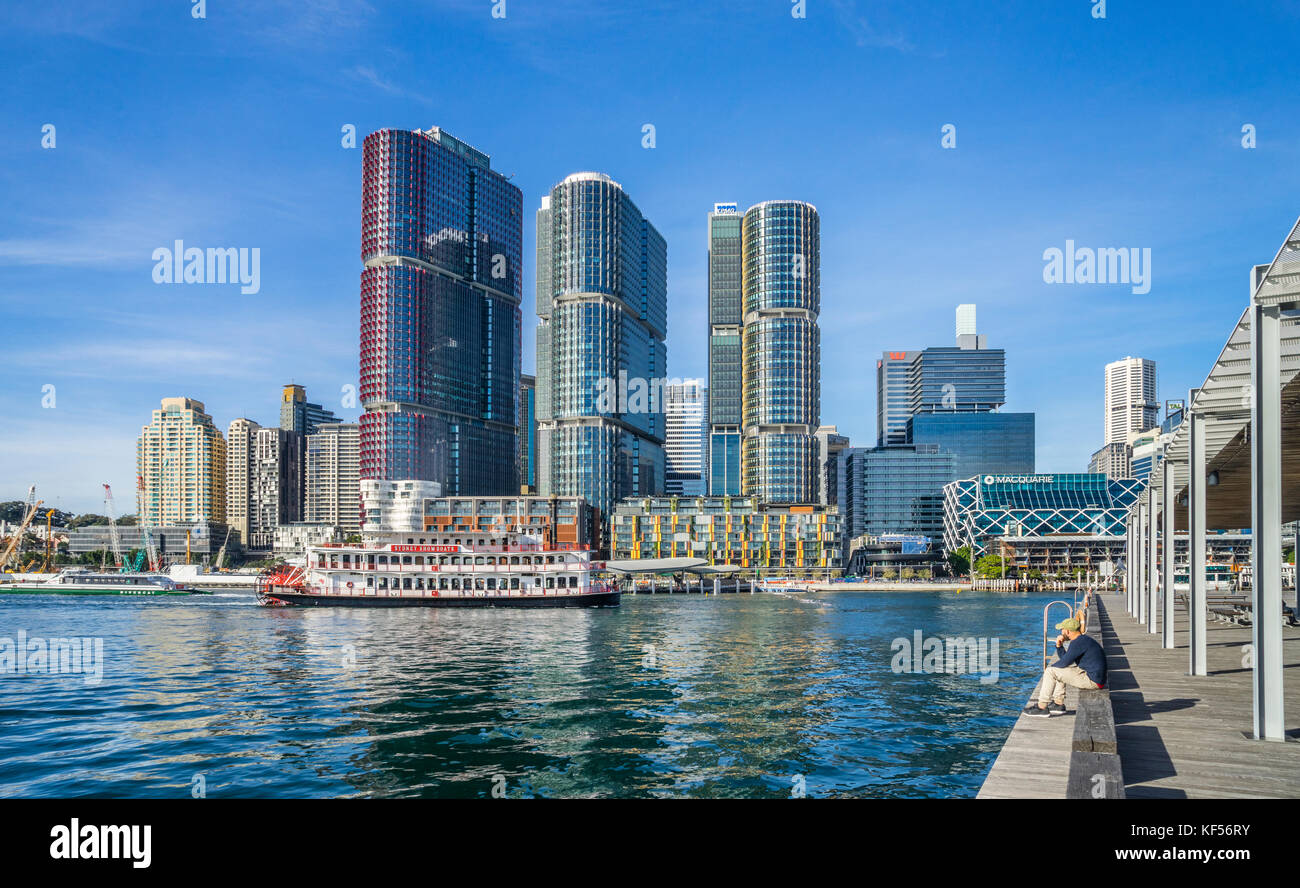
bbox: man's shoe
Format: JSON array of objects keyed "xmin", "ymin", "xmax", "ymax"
[
  {"xmin": 1022, "ymin": 704, "xmax": 1051, "ymax": 717},
  {"xmin": 1047, "ymin": 702, "xmax": 1068, "ymax": 715}
]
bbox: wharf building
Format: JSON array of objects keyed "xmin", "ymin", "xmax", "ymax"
[
  {"xmin": 360, "ymin": 480, "xmax": 598, "ymax": 550},
  {"xmin": 609, "ymin": 496, "xmax": 841, "ymax": 572},
  {"xmin": 137, "ymin": 397, "xmax": 226, "ymax": 526},
  {"xmin": 359, "ymin": 126, "xmax": 522, "ymax": 494},
  {"xmin": 535, "ymin": 172, "xmax": 667, "ymax": 517},
  {"xmin": 741, "ymin": 200, "xmax": 821, "ymax": 504}
]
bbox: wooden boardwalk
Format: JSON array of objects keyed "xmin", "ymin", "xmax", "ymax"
[
  {"xmin": 979, "ymin": 591, "xmax": 1300, "ymax": 798},
  {"xmin": 1097, "ymin": 592, "xmax": 1300, "ymax": 798}
]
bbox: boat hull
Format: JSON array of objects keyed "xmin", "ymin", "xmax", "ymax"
[
  {"xmin": 0, "ymin": 587, "xmax": 206, "ymax": 596},
  {"xmin": 261, "ymin": 588, "xmax": 621, "ymax": 608}
]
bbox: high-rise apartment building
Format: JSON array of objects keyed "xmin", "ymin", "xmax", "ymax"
[
  {"xmin": 814, "ymin": 425, "xmax": 850, "ymax": 507},
  {"xmin": 137, "ymin": 397, "xmax": 226, "ymax": 526},
  {"xmin": 707, "ymin": 202, "xmax": 743, "ymax": 496},
  {"xmin": 519, "ymin": 374, "xmax": 536, "ymax": 494},
  {"xmin": 359, "ymin": 126, "xmax": 522, "ymax": 494},
  {"xmin": 535, "ymin": 172, "xmax": 667, "ymax": 516},
  {"xmin": 249, "ymin": 427, "xmax": 303, "ymax": 549},
  {"xmin": 305, "ymin": 423, "xmax": 361, "ymax": 535},
  {"xmin": 741, "ymin": 200, "xmax": 821, "ymax": 503},
  {"xmin": 225, "ymin": 417, "xmax": 262, "ymax": 545},
  {"xmin": 665, "ymin": 380, "xmax": 708, "ymax": 497},
  {"xmin": 280, "ymin": 384, "xmax": 340, "ymax": 436},
  {"xmin": 1104, "ymin": 357, "xmax": 1158, "ymax": 446}
]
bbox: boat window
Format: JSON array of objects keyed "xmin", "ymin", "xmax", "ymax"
[
  {"xmin": 439, "ymin": 578, "xmax": 448, "ymax": 590},
  {"xmin": 451, "ymin": 578, "xmax": 460, "ymax": 590},
  {"xmin": 403, "ymin": 578, "xmax": 412, "ymax": 589},
  {"xmin": 486, "ymin": 578, "xmax": 496, "ymax": 590},
  {"xmin": 475, "ymin": 578, "xmax": 485, "ymax": 590},
  {"xmin": 510, "ymin": 578, "xmax": 519, "ymax": 590}
]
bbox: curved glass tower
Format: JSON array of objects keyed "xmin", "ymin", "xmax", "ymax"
[
  {"xmin": 741, "ymin": 200, "xmax": 820, "ymax": 503},
  {"xmin": 536, "ymin": 172, "xmax": 667, "ymax": 517},
  {"xmin": 358, "ymin": 127, "xmax": 522, "ymax": 494}
]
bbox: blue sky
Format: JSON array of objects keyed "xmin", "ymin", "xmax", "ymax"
[{"xmin": 2, "ymin": 0, "xmax": 1298, "ymax": 513}]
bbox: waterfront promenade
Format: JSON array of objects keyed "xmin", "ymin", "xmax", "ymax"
[{"xmin": 979, "ymin": 592, "xmax": 1300, "ymax": 798}]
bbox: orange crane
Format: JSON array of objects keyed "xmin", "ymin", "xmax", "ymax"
[{"xmin": 1, "ymin": 488, "xmax": 42, "ymax": 572}]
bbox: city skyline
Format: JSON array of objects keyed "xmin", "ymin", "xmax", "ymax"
[{"xmin": 5, "ymin": 1, "xmax": 1299, "ymax": 512}]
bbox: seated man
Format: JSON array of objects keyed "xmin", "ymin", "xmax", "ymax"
[{"xmin": 1022, "ymin": 617, "xmax": 1107, "ymax": 717}]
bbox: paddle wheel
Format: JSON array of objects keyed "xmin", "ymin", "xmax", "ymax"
[{"xmin": 256, "ymin": 565, "xmax": 307, "ymax": 606}]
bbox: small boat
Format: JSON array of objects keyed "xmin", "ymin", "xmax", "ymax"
[{"xmin": 0, "ymin": 568, "xmax": 206, "ymax": 596}]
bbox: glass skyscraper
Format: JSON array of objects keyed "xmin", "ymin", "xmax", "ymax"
[
  {"xmin": 707, "ymin": 203, "xmax": 743, "ymax": 495},
  {"xmin": 741, "ymin": 200, "xmax": 821, "ymax": 504},
  {"xmin": 908, "ymin": 412, "xmax": 1035, "ymax": 482},
  {"xmin": 358, "ymin": 126, "xmax": 522, "ymax": 494},
  {"xmin": 535, "ymin": 172, "xmax": 667, "ymax": 517},
  {"xmin": 838, "ymin": 445, "xmax": 956, "ymax": 543}
]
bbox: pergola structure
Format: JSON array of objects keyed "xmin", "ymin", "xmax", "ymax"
[{"xmin": 1127, "ymin": 214, "xmax": 1300, "ymax": 741}]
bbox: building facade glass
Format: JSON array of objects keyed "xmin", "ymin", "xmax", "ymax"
[
  {"xmin": 707, "ymin": 203, "xmax": 743, "ymax": 494},
  {"xmin": 943, "ymin": 473, "xmax": 1144, "ymax": 556},
  {"xmin": 741, "ymin": 200, "xmax": 820, "ymax": 503},
  {"xmin": 359, "ymin": 126, "xmax": 522, "ymax": 495},
  {"xmin": 908, "ymin": 412, "xmax": 1035, "ymax": 482},
  {"xmin": 838, "ymin": 445, "xmax": 956, "ymax": 545},
  {"xmin": 535, "ymin": 172, "xmax": 667, "ymax": 517}
]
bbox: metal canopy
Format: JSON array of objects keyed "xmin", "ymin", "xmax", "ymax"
[{"xmin": 1150, "ymin": 215, "xmax": 1300, "ymax": 531}]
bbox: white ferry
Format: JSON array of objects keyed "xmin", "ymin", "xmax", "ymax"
[
  {"xmin": 0, "ymin": 568, "xmax": 201, "ymax": 596},
  {"xmin": 256, "ymin": 530, "xmax": 619, "ymax": 608}
]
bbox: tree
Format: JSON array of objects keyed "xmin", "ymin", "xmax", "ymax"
[
  {"xmin": 947, "ymin": 546, "xmax": 971, "ymax": 576},
  {"xmin": 975, "ymin": 554, "xmax": 1011, "ymax": 579},
  {"xmin": 344, "ymin": 533, "xmax": 363, "ymax": 544},
  {"xmin": 881, "ymin": 567, "xmax": 897, "ymax": 580},
  {"xmin": 900, "ymin": 567, "xmax": 915, "ymax": 581}
]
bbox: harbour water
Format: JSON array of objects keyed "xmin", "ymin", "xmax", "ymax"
[{"xmin": 0, "ymin": 589, "xmax": 1061, "ymax": 798}]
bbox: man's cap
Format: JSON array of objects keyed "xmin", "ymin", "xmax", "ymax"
[{"xmin": 1055, "ymin": 618, "xmax": 1082, "ymax": 631}]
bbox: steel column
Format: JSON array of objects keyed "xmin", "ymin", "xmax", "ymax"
[
  {"xmin": 1147, "ymin": 485, "xmax": 1159, "ymax": 634},
  {"xmin": 1136, "ymin": 500, "xmax": 1147, "ymax": 625},
  {"xmin": 1188, "ymin": 395, "xmax": 1207, "ymax": 676},
  {"xmin": 1161, "ymin": 453, "xmax": 1177, "ymax": 648},
  {"xmin": 1250, "ymin": 301, "xmax": 1284, "ymax": 741}
]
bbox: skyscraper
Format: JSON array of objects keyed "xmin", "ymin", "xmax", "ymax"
[
  {"xmin": 359, "ymin": 126, "xmax": 522, "ymax": 494},
  {"xmin": 535, "ymin": 172, "xmax": 667, "ymax": 516},
  {"xmin": 741, "ymin": 200, "xmax": 821, "ymax": 503},
  {"xmin": 250, "ymin": 427, "xmax": 302, "ymax": 549},
  {"xmin": 519, "ymin": 374, "xmax": 536, "ymax": 494},
  {"xmin": 877, "ymin": 305, "xmax": 1006, "ymax": 446},
  {"xmin": 225, "ymin": 417, "xmax": 261, "ymax": 545},
  {"xmin": 1104, "ymin": 356, "xmax": 1158, "ymax": 446},
  {"xmin": 137, "ymin": 398, "xmax": 226, "ymax": 526},
  {"xmin": 280, "ymin": 384, "xmax": 340, "ymax": 436},
  {"xmin": 707, "ymin": 202, "xmax": 743, "ymax": 496},
  {"xmin": 665, "ymin": 380, "xmax": 708, "ymax": 497},
  {"xmin": 813, "ymin": 425, "xmax": 850, "ymax": 507},
  {"xmin": 306, "ymin": 423, "xmax": 361, "ymax": 535}
]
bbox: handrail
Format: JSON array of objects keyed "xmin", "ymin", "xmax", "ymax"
[{"xmin": 1042, "ymin": 599, "xmax": 1076, "ymax": 668}]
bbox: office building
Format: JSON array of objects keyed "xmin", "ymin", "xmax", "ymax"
[
  {"xmin": 305, "ymin": 423, "xmax": 361, "ymax": 535},
  {"xmin": 814, "ymin": 425, "xmax": 850, "ymax": 507},
  {"xmin": 1128, "ymin": 427, "xmax": 1170, "ymax": 485},
  {"xmin": 665, "ymin": 380, "xmax": 708, "ymax": 497},
  {"xmin": 535, "ymin": 171, "xmax": 667, "ymax": 516},
  {"xmin": 422, "ymin": 495, "xmax": 599, "ymax": 551},
  {"xmin": 741, "ymin": 200, "xmax": 821, "ymax": 503},
  {"xmin": 1104, "ymin": 357, "xmax": 1158, "ymax": 446},
  {"xmin": 1088, "ymin": 441, "xmax": 1131, "ymax": 479},
  {"xmin": 359, "ymin": 126, "xmax": 522, "ymax": 493},
  {"xmin": 137, "ymin": 397, "xmax": 227, "ymax": 525},
  {"xmin": 225, "ymin": 418, "xmax": 261, "ymax": 545},
  {"xmin": 280, "ymin": 384, "xmax": 340, "ymax": 436},
  {"xmin": 610, "ymin": 497, "xmax": 841, "ymax": 571},
  {"xmin": 519, "ymin": 374, "xmax": 536, "ymax": 494},
  {"xmin": 838, "ymin": 445, "xmax": 956, "ymax": 544},
  {"xmin": 707, "ymin": 202, "xmax": 744, "ymax": 496},
  {"xmin": 908, "ymin": 412, "xmax": 1035, "ymax": 482},
  {"xmin": 942, "ymin": 473, "xmax": 1144, "ymax": 557}
]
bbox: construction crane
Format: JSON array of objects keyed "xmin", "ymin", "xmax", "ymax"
[
  {"xmin": 42, "ymin": 509, "xmax": 55, "ymax": 573},
  {"xmin": 136, "ymin": 475, "xmax": 160, "ymax": 571},
  {"xmin": 1, "ymin": 488, "xmax": 42, "ymax": 572},
  {"xmin": 214, "ymin": 526, "xmax": 232, "ymax": 570},
  {"xmin": 102, "ymin": 483, "xmax": 124, "ymax": 569}
]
